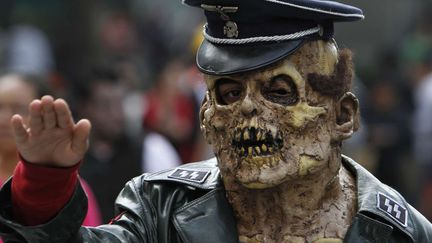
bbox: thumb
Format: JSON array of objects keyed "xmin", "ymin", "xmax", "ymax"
[
  {"xmin": 72, "ymin": 119, "xmax": 91, "ymax": 153},
  {"xmin": 11, "ymin": 114, "xmax": 28, "ymax": 145}
]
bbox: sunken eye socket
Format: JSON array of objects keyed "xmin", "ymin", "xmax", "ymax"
[
  {"xmin": 215, "ymin": 78, "xmax": 243, "ymax": 105},
  {"xmin": 262, "ymin": 75, "xmax": 298, "ymax": 106}
]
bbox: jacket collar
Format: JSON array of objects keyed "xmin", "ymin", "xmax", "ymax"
[
  {"xmin": 342, "ymin": 155, "xmax": 415, "ymax": 242},
  {"xmin": 144, "ymin": 158, "xmax": 221, "ymax": 190}
]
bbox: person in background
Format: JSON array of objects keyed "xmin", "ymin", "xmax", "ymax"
[
  {"xmin": 412, "ymin": 53, "xmax": 432, "ymax": 220},
  {"xmin": 142, "ymin": 59, "xmax": 199, "ymax": 165},
  {"xmin": 363, "ymin": 79, "xmax": 413, "ymax": 201},
  {"xmin": 75, "ymin": 66, "xmax": 142, "ymax": 223},
  {"xmin": 0, "ymin": 73, "xmax": 102, "ymax": 229},
  {"xmin": 398, "ymin": 8, "xmax": 432, "ymax": 218}
]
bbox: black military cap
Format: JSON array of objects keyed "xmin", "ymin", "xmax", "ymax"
[{"xmin": 183, "ymin": 0, "xmax": 364, "ymax": 75}]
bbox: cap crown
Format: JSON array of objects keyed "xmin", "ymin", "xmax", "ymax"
[{"xmin": 183, "ymin": 0, "xmax": 364, "ymax": 75}]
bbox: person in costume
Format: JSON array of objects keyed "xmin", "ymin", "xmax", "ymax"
[{"xmin": 0, "ymin": 0, "xmax": 431, "ymax": 242}]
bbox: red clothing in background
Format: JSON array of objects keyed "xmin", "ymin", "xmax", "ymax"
[
  {"xmin": 80, "ymin": 179, "xmax": 103, "ymax": 226},
  {"xmin": 143, "ymin": 91, "xmax": 197, "ymax": 162}
]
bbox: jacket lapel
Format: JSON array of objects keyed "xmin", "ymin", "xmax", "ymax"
[
  {"xmin": 342, "ymin": 155, "xmax": 415, "ymax": 242},
  {"xmin": 173, "ymin": 188, "xmax": 239, "ymax": 243}
]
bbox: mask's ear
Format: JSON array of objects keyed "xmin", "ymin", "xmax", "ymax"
[{"xmin": 334, "ymin": 92, "xmax": 360, "ymax": 141}]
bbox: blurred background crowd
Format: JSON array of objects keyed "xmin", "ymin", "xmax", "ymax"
[{"xmin": 0, "ymin": 0, "xmax": 431, "ymax": 224}]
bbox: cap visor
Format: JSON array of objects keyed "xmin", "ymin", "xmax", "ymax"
[{"xmin": 196, "ymin": 39, "xmax": 304, "ymax": 75}]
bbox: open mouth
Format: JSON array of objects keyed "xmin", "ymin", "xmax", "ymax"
[{"xmin": 232, "ymin": 127, "xmax": 283, "ymax": 157}]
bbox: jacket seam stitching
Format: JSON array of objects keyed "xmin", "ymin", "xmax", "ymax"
[{"xmin": 131, "ymin": 179, "xmax": 157, "ymax": 243}]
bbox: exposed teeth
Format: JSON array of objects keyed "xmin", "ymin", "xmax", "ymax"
[
  {"xmin": 257, "ymin": 130, "xmax": 262, "ymax": 141},
  {"xmin": 235, "ymin": 131, "xmax": 241, "ymax": 141},
  {"xmin": 250, "ymin": 117, "xmax": 258, "ymax": 128},
  {"xmin": 243, "ymin": 130, "xmax": 250, "ymax": 140},
  {"xmin": 232, "ymin": 126, "xmax": 283, "ymax": 158},
  {"xmin": 254, "ymin": 146, "xmax": 261, "ymax": 154}
]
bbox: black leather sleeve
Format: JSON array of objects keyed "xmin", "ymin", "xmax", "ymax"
[
  {"xmin": 0, "ymin": 177, "xmax": 158, "ymax": 243},
  {"xmin": 76, "ymin": 177, "xmax": 159, "ymax": 243},
  {"xmin": 0, "ymin": 178, "xmax": 87, "ymax": 242}
]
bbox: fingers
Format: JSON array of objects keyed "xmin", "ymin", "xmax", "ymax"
[
  {"xmin": 28, "ymin": 96, "xmax": 75, "ymax": 132},
  {"xmin": 29, "ymin": 99, "xmax": 44, "ymax": 135},
  {"xmin": 54, "ymin": 99, "xmax": 74, "ymax": 129},
  {"xmin": 41, "ymin": 96, "xmax": 57, "ymax": 129},
  {"xmin": 11, "ymin": 114, "xmax": 28, "ymax": 144},
  {"xmin": 72, "ymin": 119, "xmax": 91, "ymax": 153}
]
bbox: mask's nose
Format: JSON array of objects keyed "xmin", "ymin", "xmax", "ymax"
[{"xmin": 240, "ymin": 94, "xmax": 261, "ymax": 118}]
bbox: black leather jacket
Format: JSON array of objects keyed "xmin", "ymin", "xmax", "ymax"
[{"xmin": 0, "ymin": 156, "xmax": 431, "ymax": 242}]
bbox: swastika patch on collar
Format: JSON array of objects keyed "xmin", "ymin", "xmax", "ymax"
[
  {"xmin": 377, "ymin": 192, "xmax": 408, "ymax": 227},
  {"xmin": 168, "ymin": 168, "xmax": 210, "ymax": 184}
]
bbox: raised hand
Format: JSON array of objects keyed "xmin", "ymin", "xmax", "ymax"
[{"xmin": 10, "ymin": 96, "xmax": 91, "ymax": 167}]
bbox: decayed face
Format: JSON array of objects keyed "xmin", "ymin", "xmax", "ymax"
[{"xmin": 200, "ymin": 41, "xmax": 344, "ymax": 189}]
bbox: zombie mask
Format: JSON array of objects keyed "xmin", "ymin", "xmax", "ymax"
[{"xmin": 200, "ymin": 40, "xmax": 358, "ymax": 189}]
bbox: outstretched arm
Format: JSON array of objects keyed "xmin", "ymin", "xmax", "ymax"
[
  {"xmin": 8, "ymin": 95, "xmax": 91, "ymax": 225},
  {"xmin": 0, "ymin": 96, "xmax": 157, "ymax": 242}
]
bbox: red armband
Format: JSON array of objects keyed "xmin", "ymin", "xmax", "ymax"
[{"xmin": 11, "ymin": 160, "xmax": 80, "ymax": 226}]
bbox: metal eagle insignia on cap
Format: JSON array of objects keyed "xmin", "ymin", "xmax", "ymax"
[
  {"xmin": 201, "ymin": 4, "xmax": 239, "ymax": 38},
  {"xmin": 168, "ymin": 168, "xmax": 211, "ymax": 184},
  {"xmin": 376, "ymin": 192, "xmax": 408, "ymax": 227}
]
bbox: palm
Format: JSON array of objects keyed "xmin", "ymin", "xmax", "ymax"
[
  {"xmin": 11, "ymin": 96, "xmax": 91, "ymax": 167},
  {"xmin": 20, "ymin": 127, "xmax": 80, "ymax": 166}
]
